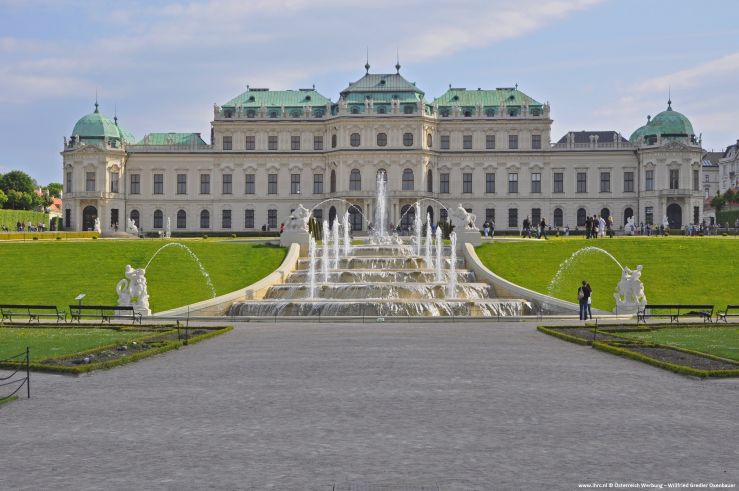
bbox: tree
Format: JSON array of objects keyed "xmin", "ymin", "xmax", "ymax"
[
  {"xmin": 711, "ymin": 193, "xmax": 727, "ymax": 215},
  {"xmin": 0, "ymin": 189, "xmax": 7, "ymax": 208},
  {"xmin": 0, "ymin": 170, "xmax": 36, "ymax": 195},
  {"xmin": 46, "ymin": 182, "xmax": 63, "ymax": 198},
  {"xmin": 723, "ymin": 188, "xmax": 736, "ymax": 204}
]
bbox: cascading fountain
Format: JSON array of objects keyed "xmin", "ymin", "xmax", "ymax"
[
  {"xmin": 425, "ymin": 215, "xmax": 432, "ymax": 270},
  {"xmin": 332, "ymin": 219, "xmax": 341, "ymax": 270},
  {"xmin": 415, "ymin": 202, "xmax": 422, "ymax": 256},
  {"xmin": 308, "ymin": 236, "xmax": 317, "ymax": 299},
  {"xmin": 322, "ymin": 220, "xmax": 330, "ymax": 282},
  {"xmin": 375, "ymin": 171, "xmax": 387, "ymax": 238},
  {"xmin": 435, "ymin": 225, "xmax": 443, "ymax": 282},
  {"xmin": 342, "ymin": 212, "xmax": 352, "ymax": 256},
  {"xmin": 447, "ymin": 232, "xmax": 457, "ymax": 298}
]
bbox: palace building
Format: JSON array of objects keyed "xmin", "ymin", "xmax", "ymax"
[{"xmin": 61, "ymin": 64, "xmax": 705, "ymax": 234}]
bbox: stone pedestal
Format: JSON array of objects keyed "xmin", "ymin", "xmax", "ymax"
[
  {"xmin": 457, "ymin": 229, "xmax": 481, "ymax": 251},
  {"xmin": 280, "ymin": 230, "xmax": 311, "ymax": 255}
]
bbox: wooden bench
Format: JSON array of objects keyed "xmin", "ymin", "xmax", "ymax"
[
  {"xmin": 637, "ymin": 304, "xmax": 714, "ymax": 325},
  {"xmin": 69, "ymin": 305, "xmax": 142, "ymax": 324},
  {"xmin": 717, "ymin": 305, "xmax": 739, "ymax": 323},
  {"xmin": 0, "ymin": 304, "xmax": 66, "ymax": 324}
]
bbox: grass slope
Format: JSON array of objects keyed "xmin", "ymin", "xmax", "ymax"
[
  {"xmin": 0, "ymin": 240, "xmax": 286, "ymax": 312},
  {"xmin": 615, "ymin": 326, "xmax": 739, "ymax": 362},
  {"xmin": 476, "ymin": 237, "xmax": 739, "ymax": 312},
  {"xmin": 0, "ymin": 328, "xmax": 144, "ymax": 361}
]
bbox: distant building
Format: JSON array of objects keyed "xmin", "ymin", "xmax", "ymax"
[
  {"xmin": 718, "ymin": 140, "xmax": 739, "ymax": 193},
  {"xmin": 61, "ymin": 65, "xmax": 706, "ymax": 233}
]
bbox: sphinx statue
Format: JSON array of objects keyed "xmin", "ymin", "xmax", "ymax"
[{"xmin": 452, "ymin": 204, "xmax": 478, "ymax": 231}]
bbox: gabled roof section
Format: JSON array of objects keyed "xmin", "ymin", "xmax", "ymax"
[
  {"xmin": 137, "ymin": 133, "xmax": 207, "ymax": 146},
  {"xmin": 703, "ymin": 151, "xmax": 723, "ymax": 166},
  {"xmin": 434, "ymin": 87, "xmax": 542, "ymax": 107},
  {"xmin": 340, "ymin": 73, "xmax": 424, "ymax": 98},
  {"xmin": 557, "ymin": 131, "xmax": 628, "ymax": 144},
  {"xmin": 222, "ymin": 88, "xmax": 332, "ymax": 108}
]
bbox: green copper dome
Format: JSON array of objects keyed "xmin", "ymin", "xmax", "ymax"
[
  {"xmin": 629, "ymin": 101, "xmax": 694, "ymax": 143},
  {"xmin": 71, "ymin": 103, "xmax": 136, "ymax": 145}
]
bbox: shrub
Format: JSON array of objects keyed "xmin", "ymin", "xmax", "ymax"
[
  {"xmin": 92, "ymin": 235, "xmax": 98, "ymax": 240},
  {"xmin": 202, "ymin": 235, "xmax": 208, "ymax": 239},
  {"xmin": 32, "ymin": 236, "xmax": 38, "ymax": 240},
  {"xmin": 56, "ymin": 236, "xmax": 62, "ymax": 240},
  {"xmin": 231, "ymin": 234, "xmax": 236, "ymax": 239}
]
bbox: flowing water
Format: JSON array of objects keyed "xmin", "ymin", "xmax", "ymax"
[
  {"xmin": 546, "ymin": 246, "xmax": 624, "ymax": 296},
  {"xmin": 143, "ymin": 242, "xmax": 216, "ymax": 298}
]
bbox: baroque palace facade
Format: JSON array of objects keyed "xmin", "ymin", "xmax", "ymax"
[{"xmin": 61, "ymin": 65, "xmax": 705, "ymax": 234}]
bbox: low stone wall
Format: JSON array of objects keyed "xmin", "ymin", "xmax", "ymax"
[
  {"xmin": 463, "ymin": 243, "xmax": 608, "ymax": 315},
  {"xmin": 154, "ymin": 243, "xmax": 301, "ymax": 317}
]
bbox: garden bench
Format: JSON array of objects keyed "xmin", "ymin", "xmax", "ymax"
[
  {"xmin": 636, "ymin": 304, "xmax": 714, "ymax": 325},
  {"xmin": 717, "ymin": 305, "xmax": 739, "ymax": 323},
  {"xmin": 69, "ymin": 305, "xmax": 142, "ymax": 324},
  {"xmin": 0, "ymin": 304, "xmax": 67, "ymax": 324}
]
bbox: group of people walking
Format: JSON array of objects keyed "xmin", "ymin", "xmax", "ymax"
[
  {"xmin": 584, "ymin": 215, "xmax": 613, "ymax": 239},
  {"xmin": 521, "ymin": 216, "xmax": 548, "ymax": 239}
]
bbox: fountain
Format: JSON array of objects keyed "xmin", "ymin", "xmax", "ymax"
[
  {"xmin": 308, "ymin": 236, "xmax": 317, "ymax": 299},
  {"xmin": 342, "ymin": 212, "xmax": 352, "ymax": 256},
  {"xmin": 414, "ymin": 202, "xmax": 422, "ymax": 256},
  {"xmin": 447, "ymin": 232, "xmax": 457, "ymax": 298},
  {"xmin": 435, "ymin": 225, "xmax": 443, "ymax": 282},
  {"xmin": 375, "ymin": 171, "xmax": 387, "ymax": 238},
  {"xmin": 322, "ymin": 220, "xmax": 330, "ymax": 283},
  {"xmin": 332, "ymin": 219, "xmax": 341, "ymax": 270},
  {"xmin": 425, "ymin": 215, "xmax": 432, "ymax": 271}
]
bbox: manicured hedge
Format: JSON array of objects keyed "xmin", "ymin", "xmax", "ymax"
[{"xmin": 0, "ymin": 209, "xmax": 49, "ymax": 230}]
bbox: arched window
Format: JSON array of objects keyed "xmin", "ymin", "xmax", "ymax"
[
  {"xmin": 350, "ymin": 169, "xmax": 361, "ymax": 191},
  {"xmin": 624, "ymin": 207, "xmax": 634, "ymax": 225},
  {"xmin": 377, "ymin": 169, "xmax": 388, "ymax": 182},
  {"xmin": 377, "ymin": 106, "xmax": 386, "ymax": 114},
  {"xmin": 330, "ymin": 169, "xmax": 336, "ymax": 193},
  {"xmin": 246, "ymin": 110, "xmax": 256, "ymax": 118},
  {"xmin": 200, "ymin": 209, "xmax": 210, "ymax": 229},
  {"xmin": 269, "ymin": 111, "xmax": 278, "ymax": 118},
  {"xmin": 348, "ymin": 205, "xmax": 363, "ymax": 231},
  {"xmin": 426, "ymin": 169, "xmax": 433, "ymax": 193},
  {"xmin": 177, "ymin": 209, "xmax": 187, "ymax": 229},
  {"xmin": 351, "ymin": 106, "xmax": 360, "ymax": 114},
  {"xmin": 440, "ymin": 208, "xmax": 448, "ymax": 222},
  {"xmin": 426, "ymin": 205, "xmax": 434, "ymax": 224},
  {"xmin": 463, "ymin": 110, "xmax": 472, "ymax": 117},
  {"xmin": 600, "ymin": 208, "xmax": 610, "ymax": 220},
  {"xmin": 403, "ymin": 105, "xmax": 413, "ymax": 114},
  {"xmin": 400, "ymin": 204, "xmax": 415, "ymax": 232},
  {"xmin": 153, "ymin": 209, "xmax": 163, "ymax": 229},
  {"xmin": 130, "ymin": 210, "xmax": 140, "ymax": 228},
  {"xmin": 328, "ymin": 206, "xmax": 337, "ymax": 228},
  {"xmin": 350, "ymin": 133, "xmax": 360, "ymax": 147},
  {"xmin": 426, "ymin": 133, "xmax": 432, "ymax": 148},
  {"xmin": 331, "ymin": 134, "xmax": 337, "ymax": 148},
  {"xmin": 577, "ymin": 208, "xmax": 587, "ymax": 227},
  {"xmin": 402, "ymin": 168, "xmax": 414, "ymax": 191},
  {"xmin": 485, "ymin": 108, "xmax": 495, "ymax": 117},
  {"xmin": 440, "ymin": 109, "xmax": 449, "ymax": 117},
  {"xmin": 553, "ymin": 208, "xmax": 563, "ymax": 227},
  {"xmin": 377, "ymin": 133, "xmax": 387, "ymax": 147},
  {"xmin": 403, "ymin": 132, "xmax": 414, "ymax": 146}
]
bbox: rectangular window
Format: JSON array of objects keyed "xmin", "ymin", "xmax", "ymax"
[
  {"xmin": 291, "ymin": 173, "xmax": 301, "ymax": 194},
  {"xmin": 177, "ymin": 174, "xmax": 187, "ymax": 194},
  {"xmin": 508, "ymin": 173, "xmax": 518, "ymax": 193},
  {"xmin": 86, "ymin": 172, "xmax": 96, "ymax": 192},
  {"xmin": 245, "ymin": 174, "xmax": 255, "ymax": 194},
  {"xmin": 66, "ymin": 171, "xmax": 72, "ymax": 192},
  {"xmin": 508, "ymin": 134, "xmax": 518, "ymax": 149},
  {"xmin": 624, "ymin": 172, "xmax": 634, "ymax": 192},
  {"xmin": 670, "ymin": 169, "xmax": 680, "ymax": 189},
  {"xmin": 268, "ymin": 209, "xmax": 277, "ymax": 229},
  {"xmin": 531, "ymin": 134, "xmax": 542, "ymax": 149},
  {"xmin": 200, "ymin": 174, "xmax": 210, "ymax": 194},
  {"xmin": 222, "ymin": 135, "xmax": 232, "ymax": 150},
  {"xmin": 153, "ymin": 173, "xmax": 164, "ymax": 194},
  {"xmin": 508, "ymin": 208, "xmax": 518, "ymax": 228},
  {"xmin": 130, "ymin": 174, "xmax": 140, "ymax": 194},
  {"xmin": 463, "ymin": 173, "xmax": 473, "ymax": 193},
  {"xmin": 645, "ymin": 206, "xmax": 654, "ymax": 225},
  {"xmin": 313, "ymin": 135, "xmax": 323, "ymax": 150},
  {"xmin": 485, "ymin": 173, "xmax": 495, "ymax": 193},
  {"xmin": 485, "ymin": 134, "xmax": 495, "ymax": 149},
  {"xmin": 646, "ymin": 170, "xmax": 654, "ymax": 191},
  {"xmin": 244, "ymin": 209, "xmax": 254, "ymax": 229},
  {"xmin": 245, "ymin": 135, "xmax": 255, "ymax": 150},
  {"xmin": 531, "ymin": 173, "xmax": 541, "ymax": 193},
  {"xmin": 65, "ymin": 209, "xmax": 71, "ymax": 228},
  {"xmin": 268, "ymin": 174, "xmax": 278, "ymax": 194},
  {"xmin": 531, "ymin": 208, "xmax": 541, "ymax": 226},
  {"xmin": 441, "ymin": 135, "xmax": 450, "ymax": 150},
  {"xmin": 693, "ymin": 206, "xmax": 699, "ymax": 225},
  {"xmin": 110, "ymin": 172, "xmax": 119, "ymax": 193},
  {"xmin": 291, "ymin": 135, "xmax": 300, "ymax": 151},
  {"xmin": 440, "ymin": 173, "xmax": 450, "ymax": 194},
  {"xmin": 268, "ymin": 135, "xmax": 278, "ymax": 150},
  {"xmin": 222, "ymin": 209, "xmax": 231, "ymax": 229},
  {"xmin": 313, "ymin": 173, "xmax": 323, "ymax": 194},
  {"xmin": 693, "ymin": 169, "xmax": 699, "ymax": 191},
  {"xmin": 222, "ymin": 173, "xmax": 232, "ymax": 194},
  {"xmin": 600, "ymin": 171, "xmax": 611, "ymax": 192},
  {"xmin": 553, "ymin": 172, "xmax": 564, "ymax": 193},
  {"xmin": 576, "ymin": 172, "xmax": 587, "ymax": 193},
  {"xmin": 485, "ymin": 208, "xmax": 495, "ymax": 223},
  {"xmin": 463, "ymin": 134, "xmax": 472, "ymax": 149}
]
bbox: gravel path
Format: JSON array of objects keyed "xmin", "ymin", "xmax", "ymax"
[{"xmin": 2, "ymin": 321, "xmax": 737, "ymax": 490}]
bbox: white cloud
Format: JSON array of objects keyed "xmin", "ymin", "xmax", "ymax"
[{"xmin": 634, "ymin": 51, "xmax": 739, "ymax": 93}]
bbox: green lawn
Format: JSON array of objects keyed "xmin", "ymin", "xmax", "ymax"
[
  {"xmin": 616, "ymin": 326, "xmax": 739, "ymax": 361},
  {"xmin": 0, "ymin": 239, "xmax": 286, "ymax": 312},
  {"xmin": 476, "ymin": 237, "xmax": 739, "ymax": 312},
  {"xmin": 0, "ymin": 328, "xmax": 145, "ymax": 361}
]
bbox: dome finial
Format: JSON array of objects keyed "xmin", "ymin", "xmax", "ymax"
[
  {"xmin": 667, "ymin": 85, "xmax": 672, "ymax": 111},
  {"xmin": 365, "ymin": 46, "xmax": 370, "ymax": 73},
  {"xmin": 395, "ymin": 48, "xmax": 401, "ymax": 73},
  {"xmin": 114, "ymin": 103, "xmax": 118, "ymax": 125}
]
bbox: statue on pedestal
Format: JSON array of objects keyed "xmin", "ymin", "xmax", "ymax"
[
  {"xmin": 93, "ymin": 217, "xmax": 101, "ymax": 234},
  {"xmin": 624, "ymin": 216, "xmax": 636, "ymax": 235},
  {"xmin": 452, "ymin": 204, "xmax": 478, "ymax": 231},
  {"xmin": 116, "ymin": 265, "xmax": 151, "ymax": 316},
  {"xmin": 127, "ymin": 218, "xmax": 139, "ymax": 235},
  {"xmin": 286, "ymin": 204, "xmax": 311, "ymax": 232},
  {"xmin": 165, "ymin": 217, "xmax": 171, "ymax": 238},
  {"xmin": 614, "ymin": 265, "xmax": 647, "ymax": 314}
]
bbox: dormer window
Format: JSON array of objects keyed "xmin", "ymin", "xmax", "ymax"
[
  {"xmin": 246, "ymin": 109, "xmax": 256, "ymax": 118},
  {"xmin": 441, "ymin": 109, "xmax": 449, "ymax": 117},
  {"xmin": 305, "ymin": 95, "xmax": 311, "ymax": 101},
  {"xmin": 351, "ymin": 106, "xmax": 360, "ymax": 114},
  {"xmin": 290, "ymin": 110, "xmax": 300, "ymax": 118},
  {"xmin": 463, "ymin": 110, "xmax": 472, "ymax": 117},
  {"xmin": 224, "ymin": 110, "xmax": 232, "ymax": 118},
  {"xmin": 452, "ymin": 95, "xmax": 459, "ymax": 101},
  {"xmin": 248, "ymin": 96, "xmax": 255, "ymax": 102},
  {"xmin": 485, "ymin": 108, "xmax": 495, "ymax": 117},
  {"xmin": 377, "ymin": 106, "xmax": 386, "ymax": 114},
  {"xmin": 380, "ymin": 79, "xmax": 386, "ymax": 85},
  {"xmin": 269, "ymin": 111, "xmax": 278, "ymax": 118},
  {"xmin": 404, "ymin": 105, "xmax": 413, "ymax": 114}
]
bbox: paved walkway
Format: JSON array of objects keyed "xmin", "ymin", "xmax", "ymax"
[{"xmin": 2, "ymin": 322, "xmax": 737, "ymax": 490}]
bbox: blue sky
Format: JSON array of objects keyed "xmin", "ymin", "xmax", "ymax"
[{"xmin": 1, "ymin": 0, "xmax": 738, "ymax": 184}]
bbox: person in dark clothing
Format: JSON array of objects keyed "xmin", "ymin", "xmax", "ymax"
[
  {"xmin": 585, "ymin": 216, "xmax": 592, "ymax": 239},
  {"xmin": 539, "ymin": 218, "xmax": 547, "ymax": 239},
  {"xmin": 578, "ymin": 280, "xmax": 592, "ymax": 320},
  {"xmin": 586, "ymin": 282, "xmax": 593, "ymax": 319}
]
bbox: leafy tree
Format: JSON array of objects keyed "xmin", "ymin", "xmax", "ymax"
[
  {"xmin": 46, "ymin": 182, "xmax": 63, "ymax": 198},
  {"xmin": 0, "ymin": 189, "xmax": 7, "ymax": 208},
  {"xmin": 0, "ymin": 170, "xmax": 36, "ymax": 195},
  {"xmin": 4, "ymin": 189, "xmax": 40, "ymax": 210},
  {"xmin": 723, "ymin": 188, "xmax": 736, "ymax": 204},
  {"xmin": 711, "ymin": 193, "xmax": 727, "ymax": 215}
]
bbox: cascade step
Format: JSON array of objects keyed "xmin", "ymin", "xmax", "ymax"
[{"xmin": 265, "ymin": 282, "xmax": 492, "ymax": 300}]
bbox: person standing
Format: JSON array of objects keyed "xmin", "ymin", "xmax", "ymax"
[
  {"xmin": 585, "ymin": 216, "xmax": 592, "ymax": 239},
  {"xmin": 483, "ymin": 221, "xmax": 490, "ymax": 237},
  {"xmin": 490, "ymin": 220, "xmax": 495, "ymax": 238},
  {"xmin": 539, "ymin": 218, "xmax": 547, "ymax": 239},
  {"xmin": 578, "ymin": 280, "xmax": 591, "ymax": 320},
  {"xmin": 586, "ymin": 282, "xmax": 593, "ymax": 319}
]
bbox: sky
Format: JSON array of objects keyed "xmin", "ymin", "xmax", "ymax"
[{"xmin": 1, "ymin": 0, "xmax": 738, "ymax": 185}]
